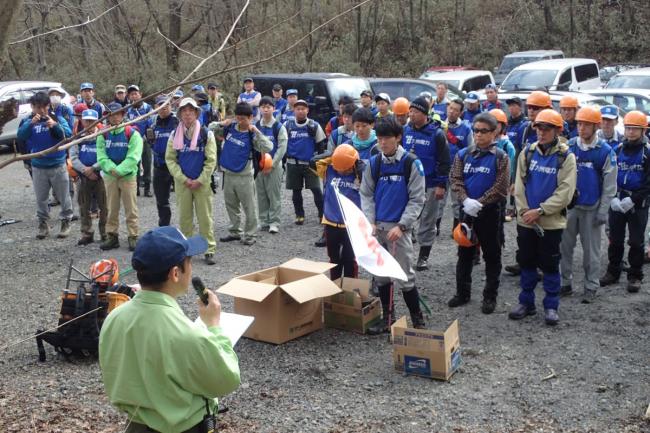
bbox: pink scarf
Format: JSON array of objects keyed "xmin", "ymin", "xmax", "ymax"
[{"xmin": 173, "ymin": 120, "xmax": 201, "ymax": 151}]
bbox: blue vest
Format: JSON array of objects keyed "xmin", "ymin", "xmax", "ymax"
[
  {"xmin": 85, "ymin": 100, "xmax": 104, "ymax": 118},
  {"xmin": 220, "ymin": 125, "xmax": 252, "ymax": 173},
  {"xmin": 372, "ymin": 154, "xmax": 409, "ymax": 223},
  {"xmin": 152, "ymin": 115, "xmax": 179, "ymax": 167},
  {"xmin": 459, "ymin": 148, "xmax": 498, "ymax": 200},
  {"xmin": 274, "ymin": 97, "xmax": 287, "ymax": 114},
  {"xmin": 127, "ymin": 103, "xmax": 153, "ymax": 136},
  {"xmin": 506, "ymin": 116, "xmax": 528, "ymax": 151},
  {"xmin": 177, "ymin": 128, "xmax": 208, "ymax": 179},
  {"xmin": 447, "ymin": 121, "xmax": 472, "ymax": 164},
  {"xmin": 280, "ymin": 108, "xmax": 295, "ymax": 123},
  {"xmin": 402, "ymin": 123, "xmax": 440, "ymax": 186},
  {"xmin": 523, "ymin": 124, "xmax": 537, "ymax": 147},
  {"xmin": 564, "ymin": 121, "xmax": 578, "ymax": 140},
  {"xmin": 256, "ymin": 120, "xmax": 280, "ymax": 157},
  {"xmin": 54, "ymin": 105, "xmax": 74, "ymax": 137},
  {"xmin": 239, "ymin": 91, "xmax": 260, "ymax": 118},
  {"xmin": 331, "ymin": 127, "xmax": 353, "ymax": 147},
  {"xmin": 617, "ymin": 145, "xmax": 645, "ymax": 191},
  {"xmin": 78, "ymin": 138, "xmax": 98, "ymax": 167},
  {"xmin": 568, "ymin": 139, "xmax": 612, "ymax": 206},
  {"xmin": 285, "ymin": 120, "xmax": 316, "ymax": 161},
  {"xmin": 463, "ymin": 108, "xmax": 481, "ymax": 123},
  {"xmin": 323, "ymin": 166, "xmax": 360, "ymax": 224},
  {"xmin": 27, "ymin": 120, "xmax": 66, "ymax": 168},
  {"xmin": 525, "ymin": 147, "xmax": 562, "ymax": 209},
  {"xmin": 104, "ymin": 128, "xmax": 130, "ymax": 164},
  {"xmin": 432, "ymin": 101, "xmax": 448, "ymax": 121}
]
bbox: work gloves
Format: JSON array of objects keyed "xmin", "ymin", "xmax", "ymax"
[
  {"xmin": 462, "ymin": 198, "xmax": 483, "ymax": 217},
  {"xmin": 611, "ymin": 197, "xmax": 635, "ymax": 213}
]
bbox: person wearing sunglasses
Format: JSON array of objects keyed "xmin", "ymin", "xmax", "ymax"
[
  {"xmin": 449, "ymin": 113, "xmax": 510, "ymax": 314},
  {"xmin": 510, "ymin": 109, "xmax": 577, "ymax": 326}
]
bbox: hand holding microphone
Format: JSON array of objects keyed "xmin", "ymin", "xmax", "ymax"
[{"xmin": 192, "ymin": 277, "xmax": 221, "ymax": 328}]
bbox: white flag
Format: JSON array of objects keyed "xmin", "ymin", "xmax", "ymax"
[{"xmin": 334, "ymin": 186, "xmax": 408, "ymax": 281}]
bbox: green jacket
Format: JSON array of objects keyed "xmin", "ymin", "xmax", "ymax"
[
  {"xmin": 96, "ymin": 126, "xmax": 143, "ymax": 180},
  {"xmin": 99, "ymin": 290, "xmax": 240, "ymax": 433}
]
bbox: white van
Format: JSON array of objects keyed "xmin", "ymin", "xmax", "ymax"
[
  {"xmin": 420, "ymin": 70, "xmax": 495, "ymax": 94},
  {"xmin": 494, "ymin": 50, "xmax": 564, "ymax": 84},
  {"xmin": 500, "ymin": 58, "xmax": 601, "ymax": 92}
]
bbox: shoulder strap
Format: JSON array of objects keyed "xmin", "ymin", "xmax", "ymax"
[
  {"xmin": 371, "ymin": 154, "xmax": 382, "ymax": 184},
  {"xmin": 403, "ymin": 152, "xmax": 417, "ymax": 184},
  {"xmin": 307, "ymin": 119, "xmax": 318, "ymax": 138},
  {"xmin": 272, "ymin": 120, "xmax": 281, "ymax": 142}
]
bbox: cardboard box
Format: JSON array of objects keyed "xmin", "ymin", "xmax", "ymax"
[
  {"xmin": 217, "ymin": 258, "xmax": 342, "ymax": 344},
  {"xmin": 323, "ymin": 277, "xmax": 381, "ymax": 334},
  {"xmin": 391, "ymin": 317, "xmax": 461, "ymax": 381}
]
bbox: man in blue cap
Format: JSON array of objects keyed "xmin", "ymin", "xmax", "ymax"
[
  {"xmin": 99, "ymin": 226, "xmax": 240, "ymax": 433},
  {"xmin": 597, "ymin": 105, "xmax": 624, "ymax": 150},
  {"xmin": 79, "ymin": 82, "xmax": 106, "ymax": 118},
  {"xmin": 463, "ymin": 92, "xmax": 482, "ymax": 123},
  {"xmin": 191, "ymin": 84, "xmax": 205, "ymax": 95},
  {"xmin": 278, "ymin": 88, "xmax": 298, "ymax": 123},
  {"xmin": 481, "ymin": 84, "xmax": 502, "ymax": 111}
]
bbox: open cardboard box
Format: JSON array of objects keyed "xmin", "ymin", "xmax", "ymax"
[
  {"xmin": 217, "ymin": 258, "xmax": 342, "ymax": 344},
  {"xmin": 391, "ymin": 317, "xmax": 462, "ymax": 381},
  {"xmin": 323, "ymin": 277, "xmax": 381, "ymax": 334}
]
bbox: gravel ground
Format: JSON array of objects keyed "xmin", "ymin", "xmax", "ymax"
[{"xmin": 0, "ymin": 152, "xmax": 649, "ymax": 433}]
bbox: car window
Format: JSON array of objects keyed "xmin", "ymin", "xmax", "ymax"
[
  {"xmin": 575, "ymin": 64, "xmax": 599, "ymax": 82},
  {"xmin": 408, "ymin": 83, "xmax": 437, "ymax": 101},
  {"xmin": 327, "ymin": 78, "xmax": 367, "ymax": 104},
  {"xmin": 369, "ymin": 82, "xmax": 406, "ymax": 100},
  {"xmin": 606, "ymin": 75, "xmax": 650, "ymax": 90},
  {"xmin": 634, "ymin": 96, "xmax": 650, "ymax": 114},
  {"xmin": 0, "ymin": 90, "xmax": 21, "ymax": 103},
  {"xmin": 21, "ymin": 89, "xmax": 37, "ymax": 104},
  {"xmin": 475, "ymin": 75, "xmax": 492, "ymax": 89},
  {"xmin": 557, "ymin": 69, "xmax": 573, "ymax": 89},
  {"xmin": 501, "ymin": 70, "xmax": 558, "ymax": 91}
]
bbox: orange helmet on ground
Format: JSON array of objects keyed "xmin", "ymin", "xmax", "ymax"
[
  {"xmin": 489, "ymin": 108, "xmax": 508, "ymax": 125},
  {"xmin": 534, "ymin": 109, "xmax": 564, "ymax": 131},
  {"xmin": 526, "ymin": 91, "xmax": 552, "ymax": 108},
  {"xmin": 332, "ymin": 144, "xmax": 359, "ymax": 172},
  {"xmin": 90, "ymin": 258, "xmax": 119, "ymax": 287},
  {"xmin": 575, "ymin": 106, "xmax": 602, "ymax": 124},
  {"xmin": 559, "ymin": 96, "xmax": 580, "ymax": 109},
  {"xmin": 392, "ymin": 97, "xmax": 410, "ymax": 116},
  {"xmin": 259, "ymin": 153, "xmax": 272, "ymax": 170},
  {"xmin": 623, "ymin": 110, "xmax": 648, "ymax": 128},
  {"xmin": 453, "ymin": 223, "xmax": 477, "ymax": 248}
]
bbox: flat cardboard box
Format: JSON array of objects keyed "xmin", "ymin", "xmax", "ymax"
[
  {"xmin": 217, "ymin": 258, "xmax": 342, "ymax": 344},
  {"xmin": 391, "ymin": 317, "xmax": 461, "ymax": 381},
  {"xmin": 323, "ymin": 277, "xmax": 381, "ymax": 334}
]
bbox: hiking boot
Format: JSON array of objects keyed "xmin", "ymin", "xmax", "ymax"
[
  {"xmin": 219, "ymin": 234, "xmax": 241, "ymax": 242},
  {"xmin": 144, "ymin": 185, "xmax": 153, "ymax": 197},
  {"xmin": 599, "ymin": 272, "xmax": 619, "ymax": 287},
  {"xmin": 481, "ymin": 297, "xmax": 497, "ymax": 314},
  {"xmin": 77, "ymin": 234, "xmax": 94, "ymax": 245},
  {"xmin": 294, "ymin": 216, "xmax": 305, "ymax": 225},
  {"xmin": 36, "ymin": 221, "xmax": 49, "ymax": 239},
  {"xmin": 57, "ymin": 220, "xmax": 71, "ymax": 238},
  {"xmin": 544, "ymin": 308, "xmax": 559, "ymax": 326},
  {"xmin": 241, "ymin": 238, "xmax": 256, "ymax": 246},
  {"xmin": 416, "ymin": 256, "xmax": 429, "ymax": 271},
  {"xmin": 128, "ymin": 236, "xmax": 138, "ymax": 251},
  {"xmin": 504, "ymin": 263, "xmax": 521, "ymax": 276},
  {"xmin": 410, "ymin": 311, "xmax": 426, "ymax": 329},
  {"xmin": 559, "ymin": 284, "xmax": 573, "ymax": 297},
  {"xmin": 269, "ymin": 225, "xmax": 279, "ymax": 234},
  {"xmin": 314, "ymin": 234, "xmax": 326, "ymax": 247},
  {"xmin": 100, "ymin": 233, "xmax": 108, "ymax": 243},
  {"xmin": 259, "ymin": 224, "xmax": 270, "ymax": 232},
  {"xmin": 627, "ymin": 278, "xmax": 641, "ymax": 293},
  {"xmin": 136, "ymin": 188, "xmax": 141, "ymax": 197},
  {"xmin": 447, "ymin": 295, "xmax": 470, "ymax": 308},
  {"xmin": 204, "ymin": 254, "xmax": 216, "ymax": 265},
  {"xmin": 508, "ymin": 303, "xmax": 536, "ymax": 320},
  {"xmin": 100, "ymin": 233, "xmax": 120, "ymax": 250},
  {"xmin": 581, "ymin": 290, "xmax": 597, "ymax": 304},
  {"xmin": 367, "ymin": 311, "xmax": 394, "ymax": 335}
]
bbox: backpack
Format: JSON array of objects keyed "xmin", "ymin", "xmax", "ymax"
[
  {"xmin": 371, "ymin": 151, "xmax": 418, "ymax": 185},
  {"xmin": 522, "ymin": 142, "xmax": 577, "ymax": 209}
]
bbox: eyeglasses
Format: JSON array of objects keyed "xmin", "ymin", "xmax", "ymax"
[{"xmin": 472, "ymin": 128, "xmax": 495, "ymax": 134}]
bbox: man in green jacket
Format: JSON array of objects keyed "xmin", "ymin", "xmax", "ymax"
[
  {"xmin": 96, "ymin": 102, "xmax": 143, "ymax": 251},
  {"xmin": 99, "ymin": 226, "xmax": 241, "ymax": 433}
]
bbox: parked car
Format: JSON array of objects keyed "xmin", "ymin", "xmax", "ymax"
[
  {"xmin": 500, "ymin": 58, "xmax": 600, "ymax": 92},
  {"xmin": 605, "ymin": 67, "xmax": 650, "ymax": 90},
  {"xmin": 599, "ymin": 64, "xmax": 650, "ymax": 84},
  {"xmin": 494, "ymin": 50, "xmax": 564, "ymax": 84},
  {"xmin": 368, "ymin": 78, "xmax": 462, "ymax": 103},
  {"xmin": 247, "ymin": 73, "xmax": 369, "ymax": 127},
  {"xmin": 587, "ymin": 88, "xmax": 650, "ymax": 115},
  {"xmin": 423, "ymin": 65, "xmax": 478, "ymax": 74},
  {"xmin": 0, "ymin": 81, "xmax": 71, "ymax": 146},
  {"xmin": 419, "ymin": 70, "xmax": 495, "ymax": 93}
]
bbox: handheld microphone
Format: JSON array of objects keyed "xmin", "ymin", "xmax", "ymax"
[{"xmin": 192, "ymin": 277, "xmax": 209, "ymax": 305}]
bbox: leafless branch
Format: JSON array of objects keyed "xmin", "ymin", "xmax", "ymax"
[{"xmin": 156, "ymin": 27, "xmax": 204, "ymax": 60}]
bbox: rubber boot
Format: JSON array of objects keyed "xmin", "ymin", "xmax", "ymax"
[
  {"xmin": 403, "ymin": 287, "xmax": 426, "ymax": 329},
  {"xmin": 367, "ymin": 284, "xmax": 393, "ymax": 335},
  {"xmin": 416, "ymin": 246, "xmax": 431, "ymax": 271}
]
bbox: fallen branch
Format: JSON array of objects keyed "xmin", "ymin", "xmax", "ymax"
[{"xmin": 541, "ymin": 367, "xmax": 557, "ymax": 382}]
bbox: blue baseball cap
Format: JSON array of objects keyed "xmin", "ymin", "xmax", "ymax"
[
  {"xmin": 191, "ymin": 84, "xmax": 205, "ymax": 92},
  {"xmin": 132, "ymin": 226, "xmax": 208, "ymax": 274},
  {"xmin": 106, "ymin": 102, "xmax": 123, "ymax": 113},
  {"xmin": 465, "ymin": 92, "xmax": 479, "ymax": 103},
  {"xmin": 485, "ymin": 83, "xmax": 497, "ymax": 90},
  {"xmin": 286, "ymin": 89, "xmax": 298, "ymax": 96},
  {"xmin": 601, "ymin": 104, "xmax": 619, "ymax": 120},
  {"xmin": 173, "ymin": 89, "xmax": 184, "ymax": 98},
  {"xmin": 80, "ymin": 82, "xmax": 94, "ymax": 91},
  {"xmin": 155, "ymin": 95, "xmax": 168, "ymax": 105},
  {"xmin": 81, "ymin": 109, "xmax": 99, "ymax": 120}
]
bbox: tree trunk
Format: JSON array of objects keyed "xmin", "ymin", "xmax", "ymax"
[{"xmin": 0, "ymin": 0, "xmax": 24, "ymax": 72}]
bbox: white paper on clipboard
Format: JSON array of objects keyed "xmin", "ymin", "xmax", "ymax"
[{"xmin": 194, "ymin": 312, "xmax": 254, "ymax": 347}]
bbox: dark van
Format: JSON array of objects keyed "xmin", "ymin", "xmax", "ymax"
[{"xmin": 248, "ymin": 73, "xmax": 371, "ymax": 127}]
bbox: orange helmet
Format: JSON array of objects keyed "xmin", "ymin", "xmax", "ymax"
[
  {"xmin": 526, "ymin": 91, "xmax": 552, "ymax": 108},
  {"xmin": 392, "ymin": 97, "xmax": 410, "ymax": 116},
  {"xmin": 90, "ymin": 258, "xmax": 119, "ymax": 287},
  {"xmin": 453, "ymin": 223, "xmax": 477, "ymax": 248},
  {"xmin": 623, "ymin": 110, "xmax": 648, "ymax": 128},
  {"xmin": 332, "ymin": 144, "xmax": 359, "ymax": 172},
  {"xmin": 534, "ymin": 109, "xmax": 564, "ymax": 131},
  {"xmin": 559, "ymin": 95, "xmax": 580, "ymax": 109},
  {"xmin": 575, "ymin": 106, "xmax": 602, "ymax": 124},
  {"xmin": 489, "ymin": 108, "xmax": 508, "ymax": 125},
  {"xmin": 259, "ymin": 153, "xmax": 272, "ymax": 170}
]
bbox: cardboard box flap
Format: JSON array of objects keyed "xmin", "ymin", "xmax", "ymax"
[
  {"xmin": 281, "ymin": 258, "xmax": 337, "ymax": 274},
  {"xmin": 391, "ymin": 316, "xmax": 409, "ymax": 337},
  {"xmin": 335, "ymin": 277, "xmax": 372, "ymax": 299},
  {"xmin": 217, "ymin": 278, "xmax": 277, "ymax": 302},
  {"xmin": 280, "ymin": 274, "xmax": 342, "ymax": 303},
  {"xmin": 444, "ymin": 319, "xmax": 460, "ymax": 346}
]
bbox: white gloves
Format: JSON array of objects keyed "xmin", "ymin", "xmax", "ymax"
[
  {"xmin": 463, "ymin": 198, "xmax": 483, "ymax": 217},
  {"xmin": 610, "ymin": 198, "xmax": 623, "ymax": 213},
  {"xmin": 620, "ymin": 197, "xmax": 635, "ymax": 213}
]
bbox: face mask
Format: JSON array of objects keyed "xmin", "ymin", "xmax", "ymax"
[{"xmin": 50, "ymin": 95, "xmax": 62, "ymax": 106}]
